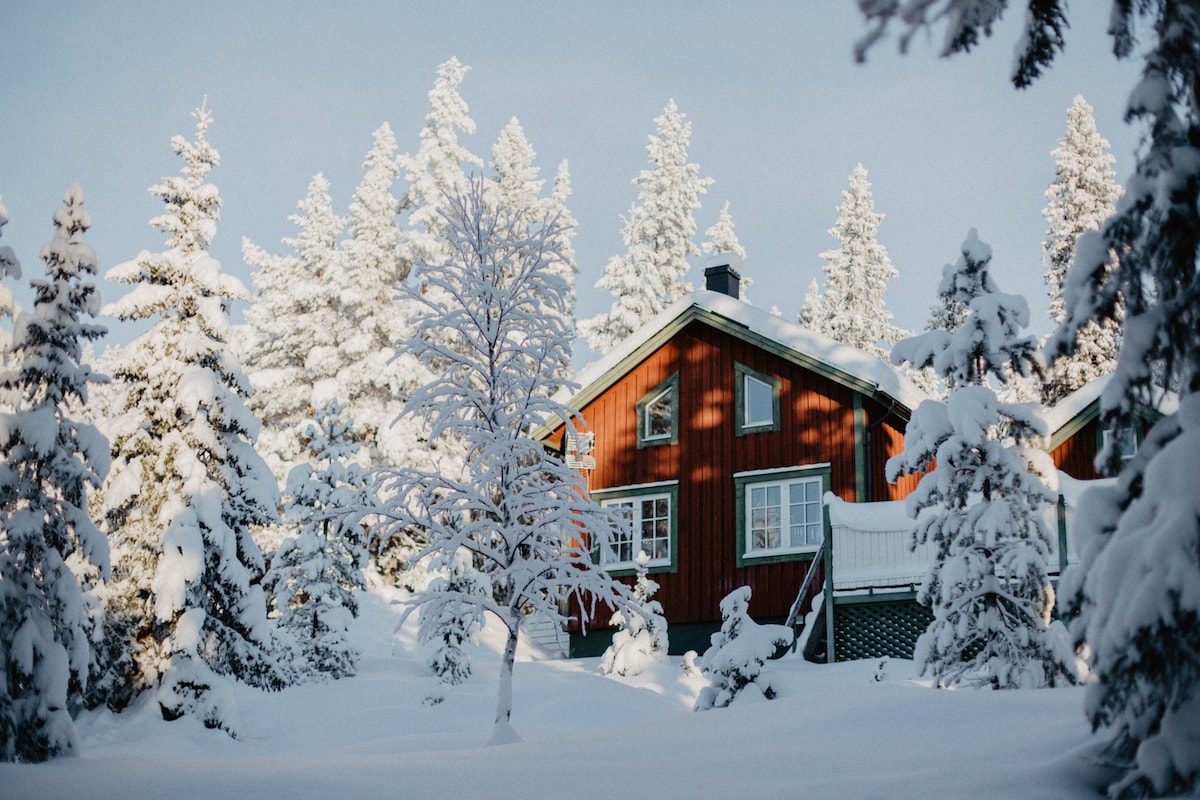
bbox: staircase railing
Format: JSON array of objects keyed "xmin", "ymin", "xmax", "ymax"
[{"xmin": 783, "ymin": 535, "xmax": 825, "ymax": 652}]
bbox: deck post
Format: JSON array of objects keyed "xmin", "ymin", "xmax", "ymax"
[{"xmin": 1056, "ymin": 494, "xmax": 1069, "ymax": 573}]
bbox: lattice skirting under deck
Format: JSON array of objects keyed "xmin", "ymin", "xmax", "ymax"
[{"xmin": 832, "ymin": 596, "xmax": 933, "ymax": 662}]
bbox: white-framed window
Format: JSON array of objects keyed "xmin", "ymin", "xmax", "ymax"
[
  {"xmin": 734, "ymin": 363, "xmax": 780, "ymax": 436},
  {"xmin": 636, "ymin": 373, "xmax": 679, "ymax": 448},
  {"xmin": 735, "ymin": 465, "xmax": 829, "ymax": 565},
  {"xmin": 593, "ymin": 481, "xmax": 678, "ymax": 572},
  {"xmin": 1103, "ymin": 426, "xmax": 1138, "ymax": 462}
]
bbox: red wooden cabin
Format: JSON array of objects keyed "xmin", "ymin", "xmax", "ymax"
[{"xmin": 543, "ymin": 263, "xmax": 930, "ymax": 655}]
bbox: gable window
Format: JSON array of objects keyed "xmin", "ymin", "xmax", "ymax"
[
  {"xmin": 735, "ymin": 465, "xmax": 829, "ymax": 566},
  {"xmin": 735, "ymin": 363, "xmax": 781, "ymax": 436},
  {"xmin": 1102, "ymin": 426, "xmax": 1138, "ymax": 463},
  {"xmin": 592, "ymin": 481, "xmax": 678, "ymax": 573},
  {"xmin": 636, "ymin": 373, "xmax": 679, "ymax": 448}
]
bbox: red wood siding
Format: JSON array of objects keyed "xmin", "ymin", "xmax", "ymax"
[
  {"xmin": 560, "ymin": 319, "xmax": 913, "ymax": 629},
  {"xmin": 1051, "ymin": 418, "xmax": 1103, "ymax": 480}
]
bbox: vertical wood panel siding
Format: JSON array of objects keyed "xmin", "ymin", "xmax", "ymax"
[
  {"xmin": 559, "ymin": 320, "xmax": 914, "ymax": 629},
  {"xmin": 1050, "ymin": 418, "xmax": 1103, "ymax": 480}
]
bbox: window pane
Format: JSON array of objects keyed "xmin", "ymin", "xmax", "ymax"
[
  {"xmin": 645, "ymin": 387, "xmax": 673, "ymax": 439},
  {"xmin": 750, "ymin": 484, "xmax": 782, "ymax": 550},
  {"xmin": 744, "ymin": 374, "xmax": 775, "ymax": 427}
]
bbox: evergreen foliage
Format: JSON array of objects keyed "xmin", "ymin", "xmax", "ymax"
[
  {"xmin": 858, "ymin": 4, "xmax": 1200, "ymax": 793},
  {"xmin": 888, "ymin": 229, "xmax": 1075, "ymax": 691},
  {"xmin": 376, "ymin": 178, "xmax": 636, "ymax": 742},
  {"xmin": 0, "ymin": 185, "xmax": 109, "ymax": 761},
  {"xmin": 581, "ymin": 100, "xmax": 712, "ymax": 352},
  {"xmin": 264, "ymin": 401, "xmax": 372, "ymax": 680},
  {"xmin": 694, "ymin": 586, "xmax": 792, "ymax": 711},
  {"xmin": 1040, "ymin": 96, "xmax": 1123, "ymax": 405},
  {"xmin": 99, "ymin": 105, "xmax": 289, "ymax": 735}
]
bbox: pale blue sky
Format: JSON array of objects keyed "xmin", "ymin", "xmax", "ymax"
[{"xmin": 2, "ymin": 2, "xmax": 1141, "ymax": 361}]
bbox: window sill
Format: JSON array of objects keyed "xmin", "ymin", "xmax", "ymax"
[
  {"xmin": 740, "ymin": 548, "xmax": 820, "ymax": 566},
  {"xmin": 601, "ymin": 559, "xmax": 673, "ymax": 577}
]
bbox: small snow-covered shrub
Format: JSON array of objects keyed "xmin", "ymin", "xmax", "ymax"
[
  {"xmin": 599, "ymin": 551, "xmax": 668, "ymax": 677},
  {"xmin": 695, "ymin": 587, "xmax": 792, "ymax": 711}
]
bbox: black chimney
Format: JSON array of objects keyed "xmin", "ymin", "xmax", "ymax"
[{"xmin": 703, "ymin": 253, "xmax": 743, "ymax": 299}]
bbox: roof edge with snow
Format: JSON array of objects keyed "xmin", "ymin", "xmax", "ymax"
[{"xmin": 547, "ymin": 291, "xmax": 933, "ymax": 436}]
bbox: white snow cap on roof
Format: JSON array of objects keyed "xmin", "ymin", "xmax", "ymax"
[{"xmin": 569, "ymin": 290, "xmax": 932, "ymax": 411}]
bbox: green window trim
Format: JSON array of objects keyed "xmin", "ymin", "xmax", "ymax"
[
  {"xmin": 635, "ymin": 372, "xmax": 679, "ymax": 449},
  {"xmin": 591, "ymin": 481, "xmax": 680, "ymax": 576},
  {"xmin": 734, "ymin": 464, "xmax": 831, "ymax": 567},
  {"xmin": 734, "ymin": 362, "xmax": 781, "ymax": 436}
]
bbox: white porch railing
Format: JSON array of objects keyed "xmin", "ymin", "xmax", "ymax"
[{"xmin": 825, "ymin": 473, "xmax": 1113, "ymax": 593}]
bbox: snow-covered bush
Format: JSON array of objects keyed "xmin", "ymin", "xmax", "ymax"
[
  {"xmin": 263, "ymin": 401, "xmax": 372, "ymax": 680},
  {"xmin": 694, "ymin": 587, "xmax": 792, "ymax": 711},
  {"xmin": 599, "ymin": 550, "xmax": 668, "ymax": 677}
]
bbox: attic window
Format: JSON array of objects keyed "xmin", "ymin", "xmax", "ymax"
[
  {"xmin": 1103, "ymin": 426, "xmax": 1137, "ymax": 462},
  {"xmin": 735, "ymin": 363, "xmax": 781, "ymax": 436},
  {"xmin": 636, "ymin": 374, "xmax": 679, "ymax": 448}
]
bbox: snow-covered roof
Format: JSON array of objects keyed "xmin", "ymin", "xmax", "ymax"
[
  {"xmin": 1043, "ymin": 374, "xmax": 1111, "ymax": 442},
  {"xmin": 1044, "ymin": 374, "xmax": 1179, "ymax": 450},
  {"xmin": 564, "ymin": 290, "xmax": 932, "ymax": 414}
]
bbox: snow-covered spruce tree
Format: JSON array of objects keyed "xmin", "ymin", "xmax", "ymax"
[
  {"xmin": 376, "ymin": 178, "xmax": 636, "ymax": 742},
  {"xmin": 599, "ymin": 550, "xmax": 668, "ymax": 678},
  {"xmin": 0, "ymin": 195, "xmax": 21, "ymax": 358},
  {"xmin": 398, "ymin": 56, "xmax": 484, "ymax": 281},
  {"xmin": 243, "ymin": 172, "xmax": 349, "ymax": 483},
  {"xmin": 806, "ymin": 164, "xmax": 904, "ymax": 359},
  {"xmin": 580, "ymin": 99, "xmax": 713, "ymax": 352},
  {"xmin": 100, "ymin": 105, "xmax": 289, "ymax": 734},
  {"xmin": 546, "ymin": 160, "xmax": 580, "ymax": 331},
  {"xmin": 1040, "ymin": 95, "xmax": 1122, "ymax": 405},
  {"xmin": 263, "ymin": 401, "xmax": 372, "ymax": 681},
  {"xmin": 887, "ymin": 229, "xmax": 1074, "ymax": 691},
  {"xmin": 417, "ymin": 542, "xmax": 489, "ymax": 686},
  {"xmin": 702, "ymin": 200, "xmax": 751, "ymax": 300},
  {"xmin": 797, "ymin": 277, "xmax": 822, "ymax": 330},
  {"xmin": 694, "ymin": 586, "xmax": 792, "ymax": 711},
  {"xmin": 860, "ymin": 6, "xmax": 1200, "ymax": 795},
  {"xmin": 488, "ymin": 120, "xmax": 580, "ymax": 380},
  {"xmin": 0, "ymin": 185, "xmax": 109, "ymax": 762},
  {"xmin": 337, "ymin": 122, "xmax": 423, "ymax": 472}
]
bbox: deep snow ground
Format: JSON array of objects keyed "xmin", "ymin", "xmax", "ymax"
[{"xmin": 1, "ymin": 579, "xmax": 1117, "ymax": 800}]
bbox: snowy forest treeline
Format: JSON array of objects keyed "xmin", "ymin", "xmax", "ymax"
[{"xmin": 4, "ymin": 3, "xmax": 1200, "ymax": 795}]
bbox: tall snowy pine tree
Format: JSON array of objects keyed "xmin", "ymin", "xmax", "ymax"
[
  {"xmin": 243, "ymin": 172, "xmax": 349, "ymax": 483},
  {"xmin": 0, "ymin": 196, "xmax": 21, "ymax": 358},
  {"xmin": 0, "ymin": 185, "xmax": 109, "ymax": 761},
  {"xmin": 805, "ymin": 164, "xmax": 904, "ymax": 359},
  {"xmin": 376, "ymin": 179, "xmax": 636, "ymax": 742},
  {"xmin": 580, "ymin": 100, "xmax": 712, "ymax": 352},
  {"xmin": 1040, "ymin": 95, "xmax": 1122, "ymax": 405},
  {"xmin": 398, "ymin": 56, "xmax": 484, "ymax": 281},
  {"xmin": 99, "ymin": 105, "xmax": 289, "ymax": 734},
  {"xmin": 888, "ymin": 229, "xmax": 1075, "ymax": 691}
]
